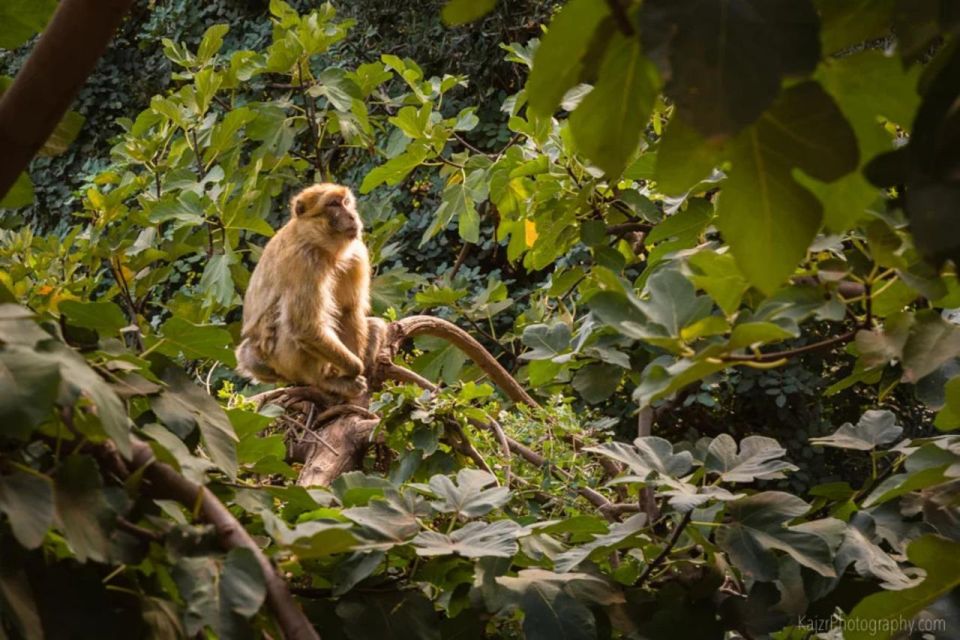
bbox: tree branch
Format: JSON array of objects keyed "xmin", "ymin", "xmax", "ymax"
[
  {"xmin": 389, "ymin": 316, "xmax": 538, "ymax": 408},
  {"xmin": 635, "ymin": 510, "xmax": 693, "ymax": 588},
  {"xmin": 382, "ymin": 363, "xmax": 615, "ymax": 518},
  {"xmin": 0, "ymin": 0, "xmax": 136, "ymax": 199},
  {"xmin": 96, "ymin": 439, "xmax": 319, "ymax": 640},
  {"xmin": 721, "ymin": 330, "xmax": 857, "ymax": 363}
]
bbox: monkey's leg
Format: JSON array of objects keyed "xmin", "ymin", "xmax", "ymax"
[
  {"xmin": 299, "ymin": 328, "xmax": 365, "ymax": 378},
  {"xmin": 235, "ymin": 339, "xmax": 283, "ymax": 383}
]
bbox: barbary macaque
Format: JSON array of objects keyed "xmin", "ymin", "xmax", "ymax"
[{"xmin": 235, "ymin": 183, "xmax": 371, "ymax": 398}]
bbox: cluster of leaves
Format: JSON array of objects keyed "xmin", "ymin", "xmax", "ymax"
[{"xmin": 1, "ymin": 0, "xmax": 960, "ymax": 638}]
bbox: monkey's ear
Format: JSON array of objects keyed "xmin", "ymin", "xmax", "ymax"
[{"xmin": 291, "ymin": 189, "xmax": 316, "ymax": 217}]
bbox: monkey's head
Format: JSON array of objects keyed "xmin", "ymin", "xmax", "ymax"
[{"xmin": 290, "ymin": 183, "xmax": 362, "ymax": 248}]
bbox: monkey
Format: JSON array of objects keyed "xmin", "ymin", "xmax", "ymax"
[{"xmin": 235, "ymin": 183, "xmax": 372, "ymax": 398}]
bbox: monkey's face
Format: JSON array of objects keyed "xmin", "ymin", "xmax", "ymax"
[{"xmin": 292, "ymin": 184, "xmax": 362, "ymax": 241}]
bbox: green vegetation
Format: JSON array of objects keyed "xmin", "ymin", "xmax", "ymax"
[{"xmin": 1, "ymin": 1, "xmax": 959, "ymax": 638}]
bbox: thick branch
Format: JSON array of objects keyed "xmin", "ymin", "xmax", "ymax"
[
  {"xmin": 296, "ymin": 416, "xmax": 379, "ymax": 487},
  {"xmin": 101, "ymin": 440, "xmax": 319, "ymax": 640},
  {"xmin": 390, "ymin": 316, "xmax": 538, "ymax": 408},
  {"xmin": 0, "ymin": 0, "xmax": 136, "ymax": 198}
]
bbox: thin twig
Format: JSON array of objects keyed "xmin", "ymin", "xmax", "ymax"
[
  {"xmin": 721, "ymin": 330, "xmax": 857, "ymax": 363},
  {"xmin": 635, "ymin": 510, "xmax": 693, "ymax": 588}
]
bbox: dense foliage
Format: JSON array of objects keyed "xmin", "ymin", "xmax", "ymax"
[{"xmin": 1, "ymin": 1, "xmax": 960, "ymax": 639}]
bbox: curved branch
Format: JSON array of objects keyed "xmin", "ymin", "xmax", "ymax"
[
  {"xmin": 99, "ymin": 440, "xmax": 319, "ymax": 640},
  {"xmin": 0, "ymin": 0, "xmax": 136, "ymax": 198},
  {"xmin": 389, "ymin": 316, "xmax": 538, "ymax": 408},
  {"xmin": 382, "ymin": 363, "xmax": 615, "ymax": 518}
]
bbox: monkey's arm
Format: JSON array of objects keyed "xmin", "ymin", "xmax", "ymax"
[
  {"xmin": 300, "ymin": 327, "xmax": 365, "ymax": 377},
  {"xmin": 334, "ymin": 245, "xmax": 372, "ymax": 363}
]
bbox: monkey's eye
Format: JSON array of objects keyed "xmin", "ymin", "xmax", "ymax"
[{"xmin": 328, "ymin": 198, "xmax": 343, "ymax": 208}]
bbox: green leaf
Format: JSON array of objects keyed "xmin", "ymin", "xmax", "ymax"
[
  {"xmin": 520, "ymin": 322, "xmax": 571, "ymax": 360},
  {"xmin": 59, "ymin": 300, "xmax": 128, "ymax": 335},
  {"xmin": 716, "ymin": 492, "xmax": 840, "ymax": 581},
  {"xmin": 491, "ymin": 570, "xmax": 622, "ymax": 640},
  {"xmin": 705, "ymin": 434, "xmax": 798, "ymax": 482},
  {"xmin": 309, "ymin": 68, "xmax": 363, "ymax": 112},
  {"xmin": 718, "ymin": 81, "xmax": 859, "ymax": 294},
  {"xmin": 174, "ymin": 554, "xmax": 262, "ymax": 638},
  {"xmin": 638, "ymin": 269, "xmax": 713, "ymax": 337},
  {"xmin": 342, "ymin": 490, "xmax": 428, "ymax": 542},
  {"xmin": 570, "ymin": 33, "xmax": 659, "ymax": 178},
  {"xmin": 197, "ymin": 24, "xmax": 230, "ymax": 63},
  {"xmin": 728, "ymin": 322, "xmax": 796, "ymax": 349},
  {"xmin": 199, "ymin": 252, "xmax": 238, "ymax": 309},
  {"xmin": 900, "ymin": 310, "xmax": 960, "ymax": 383},
  {"xmin": 846, "ymin": 536, "xmax": 960, "ymax": 640},
  {"xmin": 41, "ymin": 341, "xmax": 132, "ymax": 456},
  {"xmin": 0, "ymin": 172, "xmax": 35, "ymax": 209},
  {"xmin": 441, "ymin": 0, "xmax": 497, "ymax": 25},
  {"xmin": 155, "ymin": 317, "xmax": 237, "ymax": 367},
  {"xmin": 0, "ymin": 565, "xmax": 42, "ymax": 640},
  {"xmin": 151, "ymin": 362, "xmax": 238, "ymax": 479},
  {"xmin": 265, "ymin": 515, "xmax": 360, "ymax": 559},
  {"xmin": 360, "ymin": 145, "xmax": 430, "ymax": 194},
  {"xmin": 572, "ymin": 363, "xmax": 622, "ymax": 403},
  {"xmin": 816, "ymin": 0, "xmax": 895, "ymax": 54},
  {"xmin": 54, "ymin": 456, "xmax": 116, "ymax": 563},
  {"xmin": 526, "ymin": 0, "xmax": 610, "ymax": 117},
  {"xmin": 553, "ymin": 514, "xmax": 648, "ymax": 573},
  {"xmin": 640, "ymin": 0, "xmax": 820, "ymax": 136},
  {"xmin": 0, "ymin": 345, "xmax": 60, "ymax": 438},
  {"xmin": 855, "ymin": 311, "xmax": 914, "ymax": 368},
  {"xmin": 0, "ymin": 0, "xmax": 57, "ymax": 48},
  {"xmin": 586, "ymin": 436, "xmax": 693, "ymax": 480},
  {"xmin": 837, "ymin": 513, "xmax": 917, "ymax": 590},
  {"xmin": 412, "ymin": 520, "xmax": 522, "ymax": 558},
  {"xmin": 0, "ymin": 470, "xmax": 53, "ymax": 548},
  {"xmin": 654, "ymin": 115, "xmax": 725, "ymax": 196},
  {"xmin": 428, "ymin": 469, "xmax": 510, "ymax": 519},
  {"xmin": 336, "ymin": 591, "xmax": 440, "ymax": 640},
  {"xmin": 810, "ymin": 51, "xmax": 920, "ymax": 231},
  {"xmin": 934, "ymin": 375, "xmax": 960, "ymax": 431},
  {"xmin": 809, "ymin": 410, "xmax": 904, "ymax": 450},
  {"xmin": 411, "ymin": 337, "xmax": 466, "ymax": 385},
  {"xmin": 38, "ymin": 110, "xmax": 85, "ymax": 157},
  {"xmin": 220, "ymin": 547, "xmax": 266, "ymax": 622}
]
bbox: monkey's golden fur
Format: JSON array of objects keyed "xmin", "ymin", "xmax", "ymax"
[{"xmin": 235, "ymin": 183, "xmax": 371, "ymax": 397}]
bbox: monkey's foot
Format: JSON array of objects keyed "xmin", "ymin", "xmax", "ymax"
[{"xmin": 312, "ymin": 374, "xmax": 367, "ymax": 400}]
